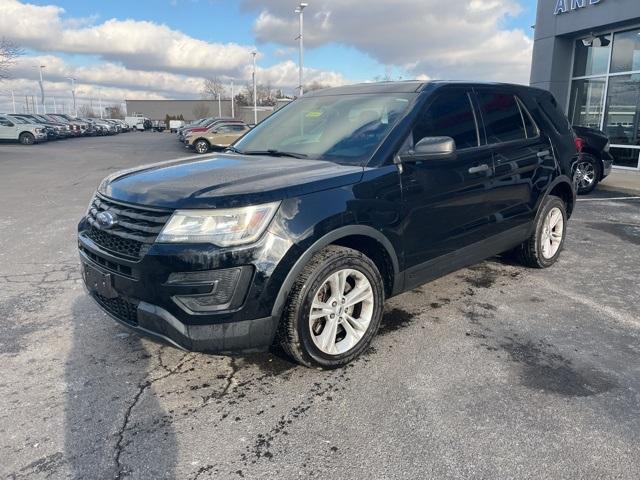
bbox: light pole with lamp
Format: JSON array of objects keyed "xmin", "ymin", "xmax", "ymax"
[
  {"xmin": 251, "ymin": 51, "xmax": 258, "ymax": 125},
  {"xmin": 295, "ymin": 3, "xmax": 308, "ymax": 98}
]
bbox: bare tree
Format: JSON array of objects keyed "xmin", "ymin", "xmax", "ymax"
[
  {"xmin": 0, "ymin": 38, "xmax": 23, "ymax": 81},
  {"xmin": 192, "ymin": 103, "xmax": 211, "ymax": 119},
  {"xmin": 105, "ymin": 104, "xmax": 124, "ymax": 119},
  {"xmin": 201, "ymin": 77, "xmax": 226, "ymax": 99},
  {"xmin": 78, "ymin": 104, "xmax": 96, "ymax": 118},
  {"xmin": 237, "ymin": 83, "xmax": 277, "ymax": 107}
]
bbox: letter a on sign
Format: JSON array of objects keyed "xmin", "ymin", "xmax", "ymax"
[{"xmin": 555, "ymin": 0, "xmax": 569, "ymax": 14}]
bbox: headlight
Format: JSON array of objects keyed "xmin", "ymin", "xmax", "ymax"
[{"xmin": 157, "ymin": 202, "xmax": 280, "ymax": 246}]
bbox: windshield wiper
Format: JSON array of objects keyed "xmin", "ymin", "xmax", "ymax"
[
  {"xmin": 224, "ymin": 145, "xmax": 243, "ymax": 154},
  {"xmin": 241, "ymin": 149, "xmax": 308, "ymax": 159}
]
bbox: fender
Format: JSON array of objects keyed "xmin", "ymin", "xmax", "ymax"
[
  {"xmin": 529, "ymin": 174, "xmax": 576, "ymax": 235},
  {"xmin": 269, "ymin": 225, "xmax": 400, "ymax": 319}
]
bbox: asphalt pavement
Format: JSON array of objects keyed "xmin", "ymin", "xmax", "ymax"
[{"xmin": 1, "ymin": 132, "xmax": 639, "ymax": 479}]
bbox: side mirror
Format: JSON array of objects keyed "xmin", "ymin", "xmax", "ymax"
[{"xmin": 400, "ymin": 136, "xmax": 457, "ymax": 162}]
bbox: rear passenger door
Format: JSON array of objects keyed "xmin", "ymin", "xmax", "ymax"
[{"xmin": 474, "ymin": 88, "xmax": 553, "ymax": 237}]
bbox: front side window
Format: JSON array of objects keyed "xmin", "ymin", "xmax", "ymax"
[
  {"xmin": 477, "ymin": 91, "xmax": 526, "ymax": 143},
  {"xmin": 0, "ymin": 117, "xmax": 13, "ymax": 127},
  {"xmin": 412, "ymin": 91, "xmax": 479, "ymax": 149},
  {"xmin": 233, "ymin": 93, "xmax": 415, "ymax": 165}
]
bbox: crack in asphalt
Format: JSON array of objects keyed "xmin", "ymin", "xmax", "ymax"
[
  {"xmin": 200, "ymin": 357, "xmax": 239, "ymax": 405},
  {"xmin": 114, "ymin": 353, "xmax": 191, "ymax": 479}
]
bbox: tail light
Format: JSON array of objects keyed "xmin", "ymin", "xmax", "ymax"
[{"xmin": 575, "ymin": 137, "xmax": 584, "ymax": 153}]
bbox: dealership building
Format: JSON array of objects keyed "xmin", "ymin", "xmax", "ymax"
[{"xmin": 532, "ymin": 0, "xmax": 640, "ymax": 170}]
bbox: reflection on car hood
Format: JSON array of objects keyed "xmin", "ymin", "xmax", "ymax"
[{"xmin": 99, "ymin": 153, "xmax": 364, "ymax": 209}]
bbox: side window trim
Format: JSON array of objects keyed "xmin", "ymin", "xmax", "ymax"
[
  {"xmin": 409, "ymin": 87, "xmax": 483, "ymax": 152},
  {"xmin": 515, "ymin": 96, "xmax": 540, "ymax": 140}
]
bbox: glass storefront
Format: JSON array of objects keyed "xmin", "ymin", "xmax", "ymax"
[{"xmin": 569, "ymin": 27, "xmax": 640, "ymax": 170}]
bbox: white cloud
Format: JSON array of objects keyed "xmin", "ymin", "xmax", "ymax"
[
  {"xmin": 246, "ymin": 0, "xmax": 533, "ymax": 84},
  {"xmin": 0, "ymin": 0, "xmax": 253, "ymax": 76}
]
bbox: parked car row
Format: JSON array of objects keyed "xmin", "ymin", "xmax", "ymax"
[
  {"xmin": 177, "ymin": 117, "xmax": 251, "ymax": 154},
  {"xmin": 0, "ymin": 113, "xmax": 132, "ymax": 145}
]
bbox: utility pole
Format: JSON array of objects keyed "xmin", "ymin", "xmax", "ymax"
[
  {"xmin": 231, "ymin": 80, "xmax": 235, "ymax": 118},
  {"xmin": 295, "ymin": 3, "xmax": 308, "ymax": 97},
  {"xmin": 252, "ymin": 51, "xmax": 258, "ymax": 125}
]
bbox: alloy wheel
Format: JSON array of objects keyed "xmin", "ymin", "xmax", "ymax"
[
  {"xmin": 540, "ymin": 207, "xmax": 564, "ymax": 259},
  {"xmin": 575, "ymin": 161, "xmax": 596, "ymax": 190},
  {"xmin": 195, "ymin": 141, "xmax": 208, "ymax": 154},
  {"xmin": 309, "ymin": 268, "xmax": 374, "ymax": 356}
]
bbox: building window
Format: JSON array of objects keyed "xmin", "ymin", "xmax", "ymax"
[
  {"xmin": 570, "ymin": 28, "xmax": 640, "ymax": 169},
  {"xmin": 568, "ymin": 78, "xmax": 606, "ymax": 129}
]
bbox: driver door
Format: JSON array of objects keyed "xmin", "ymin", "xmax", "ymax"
[
  {"xmin": 399, "ymin": 88, "xmax": 495, "ymax": 289},
  {"xmin": 0, "ymin": 116, "xmax": 15, "ymax": 139}
]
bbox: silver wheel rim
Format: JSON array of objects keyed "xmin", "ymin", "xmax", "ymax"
[
  {"xmin": 575, "ymin": 161, "xmax": 596, "ymax": 189},
  {"xmin": 309, "ymin": 268, "xmax": 374, "ymax": 356},
  {"xmin": 196, "ymin": 141, "xmax": 207, "ymax": 153},
  {"xmin": 541, "ymin": 207, "xmax": 564, "ymax": 259}
]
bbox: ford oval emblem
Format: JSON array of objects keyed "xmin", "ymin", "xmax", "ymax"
[{"xmin": 96, "ymin": 211, "xmax": 117, "ymax": 229}]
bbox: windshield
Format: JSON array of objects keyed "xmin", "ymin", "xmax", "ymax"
[{"xmin": 233, "ymin": 93, "xmax": 414, "ymax": 165}]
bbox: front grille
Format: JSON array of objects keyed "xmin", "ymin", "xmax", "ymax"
[
  {"xmin": 79, "ymin": 245, "xmax": 134, "ymax": 278},
  {"xmin": 94, "ymin": 293, "xmax": 139, "ymax": 326},
  {"xmin": 84, "ymin": 195, "xmax": 172, "ymax": 260}
]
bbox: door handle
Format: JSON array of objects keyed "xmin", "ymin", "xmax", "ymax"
[
  {"xmin": 537, "ymin": 149, "xmax": 550, "ymax": 158},
  {"xmin": 468, "ymin": 164, "xmax": 490, "ymax": 174}
]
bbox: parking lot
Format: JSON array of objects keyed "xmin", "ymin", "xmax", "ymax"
[{"xmin": 1, "ymin": 133, "xmax": 639, "ymax": 479}]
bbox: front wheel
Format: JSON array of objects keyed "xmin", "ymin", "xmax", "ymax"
[
  {"xmin": 194, "ymin": 139, "xmax": 210, "ymax": 154},
  {"xmin": 279, "ymin": 246, "xmax": 385, "ymax": 368},
  {"xmin": 19, "ymin": 132, "xmax": 35, "ymax": 145},
  {"xmin": 514, "ymin": 195, "xmax": 567, "ymax": 268}
]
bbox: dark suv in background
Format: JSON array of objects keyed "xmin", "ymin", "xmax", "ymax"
[{"xmin": 79, "ymin": 81, "xmax": 577, "ymax": 368}]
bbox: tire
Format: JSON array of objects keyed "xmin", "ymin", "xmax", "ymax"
[
  {"xmin": 19, "ymin": 132, "xmax": 35, "ymax": 145},
  {"xmin": 279, "ymin": 246, "xmax": 385, "ymax": 369},
  {"xmin": 575, "ymin": 154, "xmax": 601, "ymax": 195},
  {"xmin": 194, "ymin": 139, "xmax": 210, "ymax": 154},
  {"xmin": 514, "ymin": 195, "xmax": 567, "ymax": 269}
]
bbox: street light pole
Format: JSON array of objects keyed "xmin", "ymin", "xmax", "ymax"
[
  {"xmin": 67, "ymin": 77, "xmax": 77, "ymax": 117},
  {"xmin": 11, "ymin": 90, "xmax": 16, "ymax": 114},
  {"xmin": 218, "ymin": 92, "xmax": 222, "ymax": 117},
  {"xmin": 252, "ymin": 51, "xmax": 258, "ymax": 125},
  {"xmin": 295, "ymin": 3, "xmax": 308, "ymax": 98},
  {"xmin": 99, "ymin": 90, "xmax": 103, "ymax": 119},
  {"xmin": 36, "ymin": 65, "xmax": 46, "ymax": 113},
  {"xmin": 230, "ymin": 80, "xmax": 235, "ymax": 118}
]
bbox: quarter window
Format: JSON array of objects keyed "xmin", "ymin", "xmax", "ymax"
[
  {"xmin": 413, "ymin": 91, "xmax": 479, "ymax": 149},
  {"xmin": 476, "ymin": 91, "xmax": 526, "ymax": 143}
]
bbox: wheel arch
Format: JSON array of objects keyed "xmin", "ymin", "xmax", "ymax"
[
  {"xmin": 270, "ymin": 226, "xmax": 400, "ymax": 320},
  {"xmin": 545, "ymin": 175, "xmax": 575, "ymax": 218},
  {"xmin": 579, "ymin": 148, "xmax": 604, "ymax": 180}
]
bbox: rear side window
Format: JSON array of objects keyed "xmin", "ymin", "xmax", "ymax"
[
  {"xmin": 477, "ymin": 90, "xmax": 526, "ymax": 143},
  {"xmin": 538, "ymin": 93, "xmax": 571, "ymax": 134},
  {"xmin": 517, "ymin": 97, "xmax": 540, "ymax": 139},
  {"xmin": 413, "ymin": 91, "xmax": 480, "ymax": 149}
]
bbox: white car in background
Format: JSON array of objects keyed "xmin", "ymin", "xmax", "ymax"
[{"xmin": 0, "ymin": 114, "xmax": 48, "ymax": 145}]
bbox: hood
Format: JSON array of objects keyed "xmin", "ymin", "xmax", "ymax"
[{"xmin": 99, "ymin": 153, "xmax": 363, "ymax": 209}]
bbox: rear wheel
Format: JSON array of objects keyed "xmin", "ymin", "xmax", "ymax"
[
  {"xmin": 19, "ymin": 132, "xmax": 35, "ymax": 145},
  {"xmin": 279, "ymin": 246, "xmax": 385, "ymax": 368},
  {"xmin": 194, "ymin": 139, "xmax": 210, "ymax": 154},
  {"xmin": 514, "ymin": 195, "xmax": 567, "ymax": 268},
  {"xmin": 575, "ymin": 155, "xmax": 601, "ymax": 195}
]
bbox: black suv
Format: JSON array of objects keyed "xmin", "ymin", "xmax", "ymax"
[{"xmin": 78, "ymin": 81, "xmax": 577, "ymax": 368}]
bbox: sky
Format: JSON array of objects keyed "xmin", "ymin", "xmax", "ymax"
[{"xmin": 0, "ymin": 0, "xmax": 537, "ymax": 114}]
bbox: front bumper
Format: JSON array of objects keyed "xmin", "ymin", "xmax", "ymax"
[{"xmin": 78, "ymin": 218, "xmax": 294, "ymax": 353}]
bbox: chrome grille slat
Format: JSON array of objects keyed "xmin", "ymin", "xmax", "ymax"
[{"xmin": 84, "ymin": 195, "xmax": 172, "ymax": 259}]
